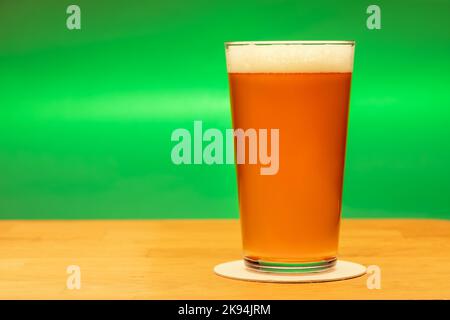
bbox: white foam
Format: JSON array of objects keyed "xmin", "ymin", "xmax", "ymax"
[{"xmin": 226, "ymin": 42, "xmax": 354, "ymax": 73}]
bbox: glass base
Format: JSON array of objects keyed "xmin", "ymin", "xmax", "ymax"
[{"xmin": 244, "ymin": 257, "xmax": 337, "ymax": 274}]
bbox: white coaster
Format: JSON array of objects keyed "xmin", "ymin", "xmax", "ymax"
[{"xmin": 214, "ymin": 260, "xmax": 366, "ymax": 283}]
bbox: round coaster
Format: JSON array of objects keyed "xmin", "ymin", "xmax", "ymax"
[{"xmin": 214, "ymin": 260, "xmax": 366, "ymax": 283}]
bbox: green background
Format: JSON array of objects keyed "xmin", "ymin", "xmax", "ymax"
[{"xmin": 1, "ymin": 0, "xmax": 449, "ymax": 219}]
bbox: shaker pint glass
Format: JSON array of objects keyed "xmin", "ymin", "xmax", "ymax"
[{"xmin": 225, "ymin": 41, "xmax": 355, "ymax": 273}]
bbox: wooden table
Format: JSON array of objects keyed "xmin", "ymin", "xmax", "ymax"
[{"xmin": 0, "ymin": 219, "xmax": 449, "ymax": 299}]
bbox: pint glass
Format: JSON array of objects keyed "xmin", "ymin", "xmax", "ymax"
[{"xmin": 225, "ymin": 41, "xmax": 355, "ymax": 273}]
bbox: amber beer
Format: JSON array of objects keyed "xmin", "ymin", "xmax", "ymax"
[{"xmin": 225, "ymin": 41, "xmax": 355, "ymax": 273}]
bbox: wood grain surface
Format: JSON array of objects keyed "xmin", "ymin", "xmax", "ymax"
[{"xmin": 0, "ymin": 219, "xmax": 449, "ymax": 299}]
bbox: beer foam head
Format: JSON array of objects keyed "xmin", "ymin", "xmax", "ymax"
[{"xmin": 225, "ymin": 41, "xmax": 354, "ymax": 73}]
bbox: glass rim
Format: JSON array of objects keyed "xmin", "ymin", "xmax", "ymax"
[{"xmin": 225, "ymin": 40, "xmax": 355, "ymax": 47}]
